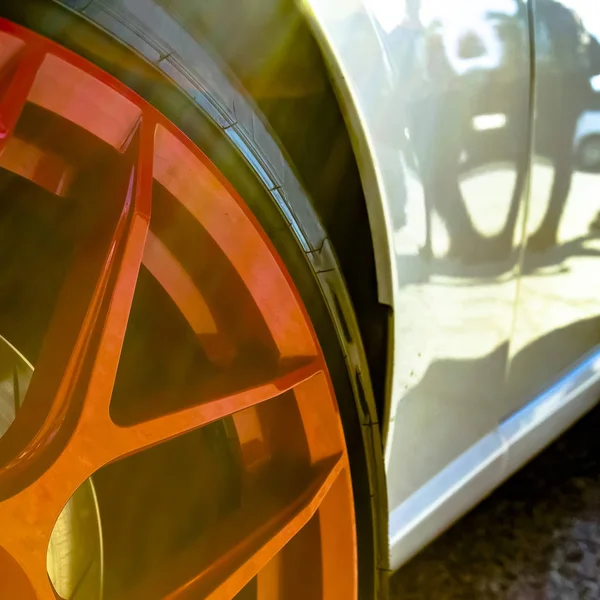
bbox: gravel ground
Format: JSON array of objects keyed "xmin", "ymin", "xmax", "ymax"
[{"xmin": 390, "ymin": 405, "xmax": 600, "ymax": 600}]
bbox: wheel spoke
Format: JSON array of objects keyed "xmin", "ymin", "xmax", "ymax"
[
  {"xmin": 293, "ymin": 371, "xmax": 346, "ymax": 462},
  {"xmin": 0, "ymin": 39, "xmax": 44, "ymax": 151},
  {"xmin": 0, "ymin": 429, "xmax": 103, "ymax": 599},
  {"xmin": 129, "ymin": 454, "xmax": 344, "ymax": 600},
  {"xmin": 318, "ymin": 467, "xmax": 358, "ymax": 599},
  {"xmin": 77, "ymin": 117, "xmax": 153, "ymax": 424},
  {"xmin": 0, "ymin": 136, "xmax": 73, "ymax": 195},
  {"xmin": 142, "ymin": 229, "xmax": 235, "ymax": 366},
  {"xmin": 0, "ymin": 114, "xmax": 154, "ymax": 598},
  {"xmin": 28, "ymin": 52, "xmax": 142, "ymax": 151},
  {"xmin": 110, "ymin": 358, "xmax": 322, "ymax": 460},
  {"xmin": 0, "ymin": 545, "xmax": 56, "ymax": 600},
  {"xmin": 153, "ymin": 124, "xmax": 316, "ymax": 359},
  {"xmin": 0, "ymin": 116, "xmax": 154, "ymax": 486}
]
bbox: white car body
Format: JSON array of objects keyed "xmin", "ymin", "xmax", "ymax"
[{"xmin": 302, "ymin": 0, "xmax": 600, "ymax": 570}]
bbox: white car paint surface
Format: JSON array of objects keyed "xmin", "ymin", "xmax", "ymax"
[{"xmin": 301, "ymin": 0, "xmax": 600, "ymax": 571}]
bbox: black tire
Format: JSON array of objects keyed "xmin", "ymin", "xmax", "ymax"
[{"xmin": 0, "ymin": 1, "xmax": 389, "ymax": 598}]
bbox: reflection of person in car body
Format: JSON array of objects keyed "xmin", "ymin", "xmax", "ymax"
[
  {"xmin": 407, "ymin": 1, "xmax": 529, "ymax": 262},
  {"xmin": 405, "ymin": 0, "xmax": 600, "ymax": 261},
  {"xmin": 409, "ymin": 21, "xmax": 484, "ymax": 261},
  {"xmin": 529, "ymin": 0, "xmax": 600, "ymax": 250}
]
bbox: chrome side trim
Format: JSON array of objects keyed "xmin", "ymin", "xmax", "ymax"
[
  {"xmin": 389, "ymin": 346, "xmax": 600, "ymax": 571},
  {"xmin": 389, "ymin": 431, "xmax": 506, "ymax": 570},
  {"xmin": 500, "ymin": 348, "xmax": 600, "ymax": 476}
]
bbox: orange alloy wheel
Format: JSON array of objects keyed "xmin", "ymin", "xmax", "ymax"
[{"xmin": 0, "ymin": 19, "xmax": 357, "ymax": 600}]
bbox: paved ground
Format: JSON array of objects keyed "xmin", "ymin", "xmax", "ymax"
[{"xmin": 390, "ymin": 404, "xmax": 600, "ymax": 599}]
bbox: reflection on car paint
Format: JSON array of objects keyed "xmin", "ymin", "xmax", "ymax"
[
  {"xmin": 508, "ymin": 0, "xmax": 600, "ymax": 414},
  {"xmin": 385, "ymin": 0, "xmax": 600, "ymax": 533},
  {"xmin": 384, "ymin": 0, "xmax": 530, "ymax": 511}
]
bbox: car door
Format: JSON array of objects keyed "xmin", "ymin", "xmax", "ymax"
[
  {"xmin": 506, "ymin": 0, "xmax": 600, "ymax": 424},
  {"xmin": 384, "ymin": 0, "xmax": 533, "ymax": 566}
]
